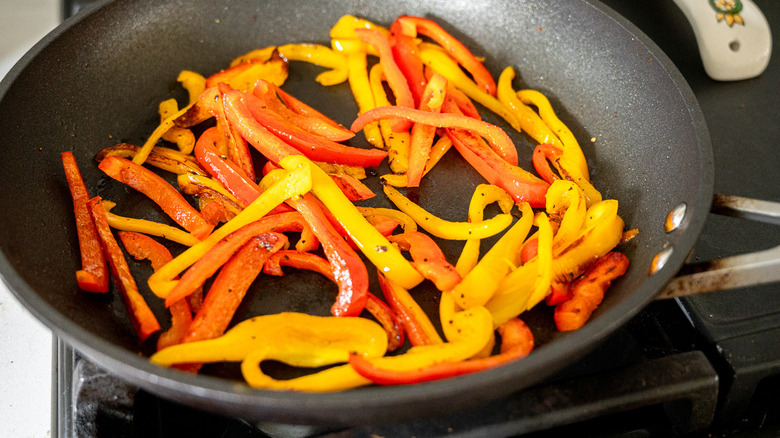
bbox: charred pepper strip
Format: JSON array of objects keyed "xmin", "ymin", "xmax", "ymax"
[
  {"xmin": 98, "ymin": 156, "xmax": 214, "ymax": 240},
  {"xmin": 388, "ymin": 231, "xmax": 461, "ymax": 292},
  {"xmin": 61, "ymin": 152, "xmax": 109, "ymax": 293},
  {"xmin": 398, "ymin": 15, "xmax": 497, "ymax": 96},
  {"xmin": 382, "ymin": 184, "xmax": 513, "ymax": 240},
  {"xmin": 378, "ymin": 272, "xmax": 443, "ymax": 346},
  {"xmin": 95, "ymin": 143, "xmax": 207, "ymax": 176},
  {"xmin": 87, "ymin": 197, "xmax": 161, "ymax": 341},
  {"xmin": 351, "ymin": 105, "xmax": 519, "ymax": 166}
]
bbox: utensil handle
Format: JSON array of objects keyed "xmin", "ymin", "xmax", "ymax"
[
  {"xmin": 657, "ymin": 194, "xmax": 780, "ymax": 299},
  {"xmin": 672, "ymin": 0, "xmax": 772, "ymax": 81}
]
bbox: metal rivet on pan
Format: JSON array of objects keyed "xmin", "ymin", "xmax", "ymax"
[
  {"xmin": 664, "ymin": 203, "xmax": 687, "ymax": 233},
  {"xmin": 649, "ymin": 246, "xmax": 674, "ymax": 275}
]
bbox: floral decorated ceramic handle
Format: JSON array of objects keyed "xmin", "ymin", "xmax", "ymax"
[{"xmin": 673, "ymin": 0, "xmax": 772, "ymax": 81}]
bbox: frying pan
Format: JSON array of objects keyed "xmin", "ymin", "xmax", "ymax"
[{"xmin": 0, "ymin": 0, "xmax": 713, "ymax": 426}]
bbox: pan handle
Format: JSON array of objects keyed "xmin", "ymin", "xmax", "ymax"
[{"xmin": 656, "ymin": 194, "xmax": 780, "ymax": 300}]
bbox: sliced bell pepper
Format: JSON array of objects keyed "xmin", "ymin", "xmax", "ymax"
[
  {"xmin": 280, "ymin": 155, "xmax": 425, "ymax": 290},
  {"xmin": 132, "ymin": 104, "xmax": 191, "ymax": 166},
  {"xmin": 368, "ymin": 63, "xmax": 411, "ymax": 173},
  {"xmin": 349, "ymin": 317, "xmax": 534, "ymax": 385},
  {"xmin": 177, "ymin": 70, "xmax": 206, "ymax": 106},
  {"xmin": 95, "ymin": 143, "xmax": 207, "ymax": 176},
  {"xmin": 523, "ymin": 212, "xmax": 555, "ymax": 311},
  {"xmin": 381, "ymin": 135, "xmax": 453, "ymax": 188},
  {"xmin": 397, "ymin": 16, "xmax": 497, "ymax": 96},
  {"xmin": 61, "ymin": 151, "xmax": 109, "ymax": 293},
  {"xmin": 328, "ymin": 174, "xmax": 376, "ymax": 201},
  {"xmin": 177, "ymin": 174, "xmax": 246, "ymax": 219},
  {"xmin": 378, "ymin": 272, "xmax": 443, "ymax": 346},
  {"xmin": 447, "ymin": 128, "xmax": 549, "ymax": 208},
  {"xmin": 276, "ymin": 43, "xmax": 349, "ymax": 86},
  {"xmin": 159, "ymin": 98, "xmax": 196, "ymax": 155},
  {"xmin": 216, "ymin": 83, "xmax": 257, "ymax": 182},
  {"xmin": 98, "ymin": 155, "xmax": 214, "ymax": 240},
  {"xmin": 407, "ymin": 73, "xmax": 447, "ymax": 187},
  {"xmin": 264, "ymin": 82, "xmax": 354, "ymax": 142},
  {"xmin": 532, "ymin": 143, "xmax": 563, "ymax": 185},
  {"xmin": 454, "ymin": 184, "xmax": 514, "ymax": 276},
  {"xmin": 182, "ymin": 233, "xmax": 286, "ymax": 345},
  {"xmin": 389, "ymin": 17, "xmax": 427, "ymax": 105},
  {"xmin": 346, "ymin": 51, "xmax": 384, "ymax": 149},
  {"xmin": 382, "ymin": 183, "xmax": 513, "ymax": 240},
  {"xmin": 357, "ymin": 206, "xmax": 418, "ymax": 233},
  {"xmin": 497, "ymin": 67, "xmax": 562, "ymax": 147},
  {"xmin": 205, "ymin": 50, "xmax": 289, "ymax": 91},
  {"xmin": 99, "ymin": 200, "xmax": 201, "ymax": 247},
  {"xmin": 87, "ymin": 197, "xmax": 161, "ymax": 341},
  {"xmin": 194, "ymin": 127, "xmax": 261, "ymax": 207},
  {"xmin": 554, "ymin": 252, "xmax": 629, "ymax": 331},
  {"xmin": 147, "ymin": 160, "xmax": 312, "ymax": 299},
  {"xmin": 117, "ymin": 231, "xmax": 193, "ymax": 351},
  {"xmin": 351, "ymin": 105, "xmax": 518, "ymax": 166},
  {"xmin": 387, "ymin": 231, "xmax": 461, "ymax": 292}
]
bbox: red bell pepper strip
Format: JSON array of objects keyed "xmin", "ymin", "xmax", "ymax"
[
  {"xmin": 216, "ymin": 83, "xmax": 257, "ymax": 182},
  {"xmin": 351, "ymin": 105, "xmax": 519, "ymax": 166},
  {"xmin": 447, "ymin": 129, "xmax": 549, "ymax": 208},
  {"xmin": 286, "ymin": 193, "xmax": 369, "ymax": 317},
  {"xmin": 117, "ymin": 231, "xmax": 193, "ymax": 351},
  {"xmin": 348, "ymin": 317, "xmax": 533, "ymax": 385},
  {"xmin": 260, "ymin": 81, "xmax": 354, "ymax": 142},
  {"xmin": 247, "ymin": 87, "xmax": 387, "ymax": 168},
  {"xmin": 532, "ymin": 143, "xmax": 564, "ymax": 185},
  {"xmin": 389, "ymin": 18, "xmax": 427, "ymax": 106},
  {"xmin": 444, "ymin": 86, "xmax": 481, "ymax": 120},
  {"xmin": 261, "ymin": 249, "xmax": 404, "ymax": 351},
  {"xmin": 378, "ymin": 272, "xmax": 443, "ymax": 346},
  {"xmin": 554, "ymin": 252, "xmax": 630, "ymax": 331},
  {"xmin": 355, "ymin": 28, "xmax": 415, "ymax": 133},
  {"xmin": 397, "ymin": 15, "xmax": 497, "ymax": 97},
  {"xmin": 98, "ymin": 156, "xmax": 214, "ymax": 240},
  {"xmin": 61, "ymin": 152, "xmax": 109, "ymax": 293},
  {"xmin": 387, "ymin": 232, "xmax": 461, "ymax": 292},
  {"xmin": 163, "ymin": 212, "xmax": 305, "ymax": 307},
  {"xmin": 87, "ymin": 197, "xmax": 161, "ymax": 341},
  {"xmin": 407, "ymin": 73, "xmax": 447, "ymax": 187},
  {"xmin": 182, "ymin": 233, "xmax": 286, "ymax": 344}
]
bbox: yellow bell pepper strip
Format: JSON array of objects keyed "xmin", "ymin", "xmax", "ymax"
[
  {"xmin": 177, "ymin": 70, "xmax": 206, "ymax": 105},
  {"xmin": 381, "ymin": 135, "xmax": 453, "ymax": 187},
  {"xmin": 132, "ymin": 105, "xmax": 191, "ymax": 166},
  {"xmin": 264, "ymin": 82, "xmax": 354, "ymax": 142},
  {"xmin": 496, "ymin": 67, "xmax": 561, "ymax": 147},
  {"xmin": 347, "ymin": 305, "xmax": 494, "ymax": 382},
  {"xmin": 61, "ymin": 152, "xmax": 109, "ymax": 293},
  {"xmin": 356, "ymin": 28, "xmax": 415, "ymax": 133},
  {"xmin": 351, "ymin": 105, "xmax": 519, "ymax": 166},
  {"xmin": 205, "ymin": 50, "xmax": 289, "ymax": 91},
  {"xmin": 546, "ymin": 179, "xmax": 587, "ymax": 250},
  {"xmin": 418, "ymin": 45, "xmax": 521, "ymax": 133},
  {"xmin": 397, "ymin": 16, "xmax": 497, "ymax": 97},
  {"xmin": 378, "ymin": 273, "xmax": 443, "ymax": 346},
  {"xmin": 368, "ymin": 63, "xmax": 410, "ymax": 173},
  {"xmin": 517, "ymin": 88, "xmax": 602, "ymax": 205},
  {"xmin": 329, "ymin": 15, "xmax": 389, "ymax": 56},
  {"xmin": 349, "ymin": 317, "xmax": 534, "ymax": 385},
  {"xmin": 276, "ymin": 43, "xmax": 349, "ymax": 86},
  {"xmin": 243, "ymin": 357, "xmax": 372, "ymax": 392},
  {"xmin": 98, "ymin": 156, "xmax": 214, "ymax": 240},
  {"xmin": 117, "ymin": 231, "xmax": 193, "ymax": 352},
  {"xmin": 100, "ymin": 200, "xmax": 201, "ymax": 247},
  {"xmin": 162, "ymin": 212, "xmax": 307, "ymax": 307},
  {"xmin": 181, "ymin": 234, "xmax": 286, "ymax": 348},
  {"xmin": 87, "ymin": 197, "xmax": 161, "ymax": 341},
  {"xmin": 151, "ymin": 313, "xmax": 387, "ymax": 388},
  {"xmin": 95, "ymin": 143, "xmax": 207, "ymax": 176},
  {"xmin": 407, "ymin": 73, "xmax": 447, "ymax": 187},
  {"xmin": 357, "ymin": 207, "xmax": 418, "ymax": 233},
  {"xmin": 159, "ymin": 99, "xmax": 196, "ymax": 155},
  {"xmin": 388, "ymin": 231, "xmax": 462, "ymax": 292},
  {"xmin": 382, "ymin": 181, "xmax": 513, "ymax": 241},
  {"xmin": 347, "ymin": 52, "xmax": 384, "ymax": 149},
  {"xmin": 281, "ymin": 155, "xmax": 425, "ymax": 290},
  {"xmin": 446, "ymin": 128, "xmax": 549, "ymax": 208},
  {"xmin": 554, "ymin": 252, "xmax": 629, "ymax": 331},
  {"xmin": 454, "ymin": 183, "xmax": 515, "ymax": 276},
  {"xmin": 147, "ymin": 160, "xmax": 312, "ymax": 298},
  {"xmin": 452, "ymin": 202, "xmax": 533, "ymax": 309},
  {"xmin": 250, "ymin": 83, "xmax": 388, "ymax": 168},
  {"xmin": 523, "ymin": 212, "xmax": 555, "ymax": 311},
  {"xmin": 229, "ymin": 46, "xmax": 277, "ymax": 66}
]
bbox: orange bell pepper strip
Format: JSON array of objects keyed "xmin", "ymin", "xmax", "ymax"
[
  {"xmin": 355, "ymin": 28, "xmax": 415, "ymax": 133},
  {"xmin": 265, "ymin": 82, "xmax": 354, "ymax": 142},
  {"xmin": 407, "ymin": 73, "xmax": 447, "ymax": 187},
  {"xmin": 351, "ymin": 105, "xmax": 518, "ymax": 166},
  {"xmin": 182, "ymin": 233, "xmax": 286, "ymax": 345},
  {"xmin": 87, "ymin": 197, "xmax": 161, "ymax": 341},
  {"xmin": 554, "ymin": 252, "xmax": 629, "ymax": 331},
  {"xmin": 389, "ymin": 17, "xmax": 427, "ymax": 105},
  {"xmin": 61, "ymin": 152, "xmax": 109, "ymax": 293},
  {"xmin": 249, "ymin": 84, "xmax": 387, "ymax": 167},
  {"xmin": 447, "ymin": 128, "xmax": 549, "ymax": 208},
  {"xmin": 117, "ymin": 231, "xmax": 193, "ymax": 352},
  {"xmin": 348, "ymin": 317, "xmax": 534, "ymax": 385},
  {"xmin": 328, "ymin": 174, "xmax": 376, "ymax": 201},
  {"xmin": 98, "ymin": 156, "xmax": 214, "ymax": 240},
  {"xmin": 387, "ymin": 231, "xmax": 461, "ymax": 292},
  {"xmin": 214, "ymin": 84, "xmax": 257, "ymax": 182},
  {"xmin": 397, "ymin": 16, "xmax": 497, "ymax": 97},
  {"xmin": 194, "ymin": 127, "xmax": 259, "ymax": 207},
  {"xmin": 378, "ymin": 272, "xmax": 443, "ymax": 346},
  {"xmin": 205, "ymin": 50, "xmax": 289, "ymax": 91}
]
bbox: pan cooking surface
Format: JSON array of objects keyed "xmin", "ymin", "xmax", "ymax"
[{"xmin": 0, "ymin": 0, "xmax": 712, "ymax": 424}]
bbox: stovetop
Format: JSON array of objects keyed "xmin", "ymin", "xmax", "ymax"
[{"xmin": 52, "ymin": 0, "xmax": 780, "ymax": 437}]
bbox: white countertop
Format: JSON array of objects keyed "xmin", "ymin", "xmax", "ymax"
[{"xmin": 0, "ymin": 2, "xmax": 62, "ymax": 437}]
